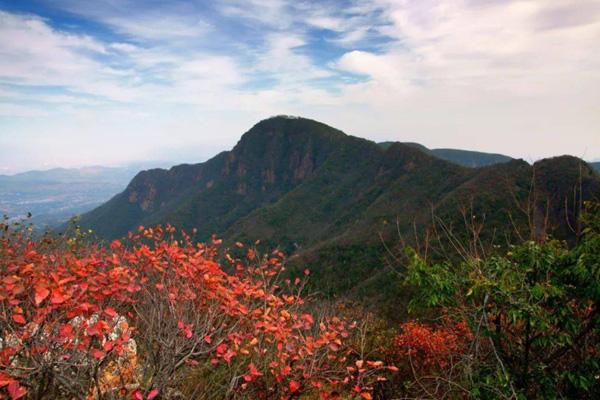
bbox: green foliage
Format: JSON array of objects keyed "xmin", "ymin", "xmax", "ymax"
[
  {"xmin": 403, "ymin": 247, "xmax": 462, "ymax": 311},
  {"xmin": 402, "ymin": 203, "xmax": 600, "ymax": 399}
]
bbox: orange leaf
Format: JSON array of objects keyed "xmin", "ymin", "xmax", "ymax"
[
  {"xmin": 12, "ymin": 314, "xmax": 26, "ymax": 325},
  {"xmin": 34, "ymin": 286, "xmax": 50, "ymax": 306}
]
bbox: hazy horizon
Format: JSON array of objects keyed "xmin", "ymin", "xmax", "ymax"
[
  {"xmin": 1, "ymin": 116, "xmax": 599, "ymax": 176},
  {"xmin": 1, "ymin": 0, "xmax": 599, "ymax": 174}
]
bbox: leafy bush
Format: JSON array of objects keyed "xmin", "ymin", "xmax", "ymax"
[
  {"xmin": 0, "ymin": 223, "xmax": 393, "ymax": 399},
  {"xmin": 395, "ymin": 202, "xmax": 600, "ymax": 399}
]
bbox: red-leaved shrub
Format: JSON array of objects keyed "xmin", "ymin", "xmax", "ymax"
[{"xmin": 0, "ymin": 223, "xmax": 393, "ymax": 399}]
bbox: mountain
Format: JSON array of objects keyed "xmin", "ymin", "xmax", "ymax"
[
  {"xmin": 80, "ymin": 116, "xmax": 599, "ymax": 243},
  {"xmin": 77, "ymin": 117, "xmax": 600, "ymax": 316},
  {"xmin": 592, "ymin": 162, "xmax": 600, "ymax": 173},
  {"xmin": 0, "ymin": 162, "xmax": 171, "ymax": 229},
  {"xmin": 378, "ymin": 141, "xmax": 513, "ymax": 167}
]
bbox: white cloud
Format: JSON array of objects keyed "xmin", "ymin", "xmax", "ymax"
[
  {"xmin": 253, "ymin": 34, "xmax": 331, "ymax": 84},
  {"xmin": 342, "ymin": 0, "xmax": 600, "ymax": 95},
  {"xmin": 327, "ymin": 0, "xmax": 600, "ymax": 159},
  {"xmin": 0, "ymin": 11, "xmax": 107, "ymax": 86},
  {"xmin": 1, "ymin": 0, "xmax": 600, "ymax": 172}
]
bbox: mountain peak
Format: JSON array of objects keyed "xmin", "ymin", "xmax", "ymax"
[
  {"xmin": 246, "ymin": 116, "xmax": 346, "ymax": 138},
  {"xmin": 233, "ymin": 116, "xmax": 348, "ymax": 158}
]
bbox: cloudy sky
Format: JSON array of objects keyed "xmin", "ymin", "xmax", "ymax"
[{"xmin": 1, "ymin": 0, "xmax": 599, "ymax": 173}]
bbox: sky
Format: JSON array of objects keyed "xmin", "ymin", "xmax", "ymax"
[{"xmin": 0, "ymin": 0, "xmax": 599, "ymax": 174}]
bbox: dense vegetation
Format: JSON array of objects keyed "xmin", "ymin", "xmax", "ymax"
[
  {"xmin": 388, "ymin": 202, "xmax": 600, "ymax": 398},
  {"xmin": 0, "ymin": 221, "xmax": 394, "ymax": 399},
  {"xmin": 3, "ymin": 203, "xmax": 600, "ymax": 399}
]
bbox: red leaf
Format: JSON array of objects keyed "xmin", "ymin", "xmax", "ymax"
[
  {"xmin": 103, "ymin": 341, "xmax": 114, "ymax": 352},
  {"xmin": 91, "ymin": 349, "xmax": 105, "ymax": 359},
  {"xmin": 132, "ymin": 389, "xmax": 143, "ymax": 400},
  {"xmin": 361, "ymin": 392, "xmax": 373, "ymax": 400},
  {"xmin": 50, "ymin": 289, "xmax": 66, "ymax": 304},
  {"xmin": 223, "ymin": 349, "xmax": 236, "ymax": 364},
  {"xmin": 104, "ymin": 307, "xmax": 117, "ymax": 317},
  {"xmin": 0, "ymin": 372, "xmax": 15, "ymax": 387},
  {"xmin": 289, "ymin": 380, "xmax": 301, "ymax": 393},
  {"xmin": 34, "ymin": 286, "xmax": 50, "ymax": 306},
  {"xmin": 12, "ymin": 314, "xmax": 26, "ymax": 325},
  {"xmin": 59, "ymin": 323, "xmax": 74, "ymax": 338},
  {"xmin": 248, "ymin": 362, "xmax": 262, "ymax": 376},
  {"xmin": 216, "ymin": 343, "xmax": 227, "ymax": 354},
  {"xmin": 147, "ymin": 388, "xmax": 159, "ymax": 400},
  {"xmin": 7, "ymin": 382, "xmax": 27, "ymax": 400}
]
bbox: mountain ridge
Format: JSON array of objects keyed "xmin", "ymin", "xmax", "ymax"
[{"xmin": 78, "ymin": 116, "xmax": 600, "ymax": 247}]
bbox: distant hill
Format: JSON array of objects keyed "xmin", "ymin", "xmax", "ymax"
[
  {"xmin": 0, "ymin": 162, "xmax": 171, "ymax": 229},
  {"xmin": 378, "ymin": 141, "xmax": 513, "ymax": 167},
  {"xmin": 591, "ymin": 162, "xmax": 600, "ymax": 173},
  {"xmin": 77, "ymin": 117, "xmax": 600, "ymax": 317}
]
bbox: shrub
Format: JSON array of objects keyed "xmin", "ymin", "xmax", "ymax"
[{"xmin": 0, "ymin": 223, "xmax": 392, "ymax": 399}]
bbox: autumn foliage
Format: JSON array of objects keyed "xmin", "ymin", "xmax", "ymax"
[
  {"xmin": 0, "ymin": 223, "xmax": 392, "ymax": 399},
  {"xmin": 390, "ymin": 319, "xmax": 472, "ymax": 373}
]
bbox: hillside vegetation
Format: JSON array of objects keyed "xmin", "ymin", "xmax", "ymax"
[
  {"xmin": 76, "ymin": 117, "xmax": 600, "ymax": 315},
  {"xmin": 2, "ymin": 200, "xmax": 600, "ymax": 399}
]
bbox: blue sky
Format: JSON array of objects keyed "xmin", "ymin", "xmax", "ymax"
[{"xmin": 1, "ymin": 0, "xmax": 599, "ymax": 173}]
